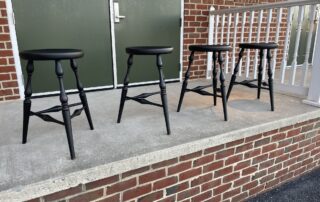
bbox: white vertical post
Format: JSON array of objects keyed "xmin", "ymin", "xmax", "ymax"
[
  {"xmin": 253, "ymin": 10, "xmax": 263, "ymax": 79},
  {"xmin": 207, "ymin": 6, "xmax": 215, "ymax": 79},
  {"xmin": 232, "ymin": 13, "xmax": 239, "ymax": 73},
  {"xmin": 263, "ymin": 9, "xmax": 273, "ymax": 80},
  {"xmin": 246, "ymin": 11, "xmax": 255, "ymax": 78},
  {"xmin": 272, "ymin": 8, "xmax": 283, "ymax": 79},
  {"xmin": 225, "ymin": 13, "xmax": 232, "ymax": 74},
  {"xmin": 215, "ymin": 15, "xmax": 220, "ymax": 45},
  {"xmin": 220, "ymin": 14, "xmax": 225, "ymax": 45},
  {"xmin": 303, "ymin": 18, "xmax": 320, "ymax": 107},
  {"xmin": 238, "ymin": 12, "xmax": 247, "ymax": 76},
  {"xmin": 290, "ymin": 6, "xmax": 305, "ymax": 85},
  {"xmin": 301, "ymin": 5, "xmax": 316, "ymax": 86},
  {"xmin": 280, "ymin": 7, "xmax": 294, "ymax": 84}
]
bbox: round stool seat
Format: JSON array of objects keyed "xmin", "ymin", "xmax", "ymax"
[
  {"xmin": 126, "ymin": 46, "xmax": 174, "ymax": 55},
  {"xmin": 189, "ymin": 45, "xmax": 231, "ymax": 52},
  {"xmin": 20, "ymin": 49, "xmax": 84, "ymax": 61},
  {"xmin": 239, "ymin": 43, "xmax": 278, "ymax": 50}
]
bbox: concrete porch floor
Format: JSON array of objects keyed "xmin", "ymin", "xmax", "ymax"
[{"xmin": 0, "ymin": 80, "xmax": 319, "ymax": 198}]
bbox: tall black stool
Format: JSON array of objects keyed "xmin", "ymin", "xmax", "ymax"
[
  {"xmin": 226, "ymin": 43, "xmax": 278, "ymax": 111},
  {"xmin": 20, "ymin": 49, "xmax": 94, "ymax": 160},
  {"xmin": 177, "ymin": 45, "xmax": 231, "ymax": 121},
  {"xmin": 117, "ymin": 46, "xmax": 173, "ymax": 135}
]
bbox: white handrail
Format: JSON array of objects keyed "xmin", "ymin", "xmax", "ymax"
[{"xmin": 210, "ymin": 0, "xmax": 319, "ymax": 15}]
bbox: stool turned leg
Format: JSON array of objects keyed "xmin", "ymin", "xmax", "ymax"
[
  {"xmin": 267, "ymin": 49, "xmax": 275, "ymax": 111},
  {"xmin": 218, "ymin": 51, "xmax": 228, "ymax": 121},
  {"xmin": 117, "ymin": 54, "xmax": 133, "ymax": 123},
  {"xmin": 157, "ymin": 55, "xmax": 171, "ymax": 135},
  {"xmin": 55, "ymin": 60, "xmax": 75, "ymax": 160},
  {"xmin": 177, "ymin": 51, "xmax": 194, "ymax": 112},
  {"xmin": 22, "ymin": 60, "xmax": 34, "ymax": 144},
  {"xmin": 70, "ymin": 59, "xmax": 94, "ymax": 130},
  {"xmin": 212, "ymin": 51, "xmax": 218, "ymax": 106},
  {"xmin": 227, "ymin": 48, "xmax": 245, "ymax": 100},
  {"xmin": 257, "ymin": 49, "xmax": 264, "ymax": 99}
]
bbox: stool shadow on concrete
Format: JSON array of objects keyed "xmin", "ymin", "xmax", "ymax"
[{"xmin": 227, "ymin": 99, "xmax": 271, "ymax": 112}]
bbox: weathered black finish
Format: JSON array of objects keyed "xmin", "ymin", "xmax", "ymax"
[
  {"xmin": 117, "ymin": 46, "xmax": 173, "ymax": 135},
  {"xmin": 226, "ymin": 43, "xmax": 278, "ymax": 111},
  {"xmin": 177, "ymin": 45, "xmax": 231, "ymax": 121},
  {"xmin": 20, "ymin": 49, "xmax": 94, "ymax": 160}
]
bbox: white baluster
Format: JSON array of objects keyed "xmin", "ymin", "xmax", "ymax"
[
  {"xmin": 253, "ymin": 10, "xmax": 263, "ymax": 79},
  {"xmin": 301, "ymin": 5, "xmax": 317, "ymax": 86},
  {"xmin": 215, "ymin": 15, "xmax": 220, "ymax": 45},
  {"xmin": 303, "ymin": 12, "xmax": 320, "ymax": 107},
  {"xmin": 220, "ymin": 14, "xmax": 225, "ymax": 45},
  {"xmin": 246, "ymin": 11, "xmax": 255, "ymax": 78},
  {"xmin": 225, "ymin": 13, "xmax": 232, "ymax": 74},
  {"xmin": 232, "ymin": 13, "xmax": 239, "ymax": 73},
  {"xmin": 272, "ymin": 8, "xmax": 283, "ymax": 79},
  {"xmin": 206, "ymin": 6, "xmax": 215, "ymax": 79},
  {"xmin": 238, "ymin": 12, "xmax": 247, "ymax": 76},
  {"xmin": 280, "ymin": 7, "xmax": 294, "ymax": 84},
  {"xmin": 262, "ymin": 9, "xmax": 273, "ymax": 80},
  {"xmin": 290, "ymin": 5, "xmax": 305, "ymax": 86}
]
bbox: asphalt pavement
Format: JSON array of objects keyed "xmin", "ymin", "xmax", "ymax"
[{"xmin": 249, "ymin": 168, "xmax": 320, "ymax": 202}]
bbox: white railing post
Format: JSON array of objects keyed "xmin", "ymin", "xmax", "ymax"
[
  {"xmin": 303, "ymin": 8, "xmax": 320, "ymax": 107},
  {"xmin": 301, "ymin": 5, "xmax": 317, "ymax": 86},
  {"xmin": 207, "ymin": 6, "xmax": 215, "ymax": 79},
  {"xmin": 290, "ymin": 6, "xmax": 305, "ymax": 85}
]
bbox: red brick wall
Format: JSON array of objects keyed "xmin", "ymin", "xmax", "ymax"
[
  {"xmin": 0, "ymin": 0, "xmax": 19, "ymax": 101},
  {"xmin": 26, "ymin": 118, "xmax": 320, "ymax": 202}
]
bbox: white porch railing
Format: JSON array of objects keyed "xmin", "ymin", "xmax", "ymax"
[{"xmin": 207, "ymin": 0, "xmax": 320, "ymax": 106}]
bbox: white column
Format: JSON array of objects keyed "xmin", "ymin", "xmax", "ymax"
[
  {"xmin": 303, "ymin": 8, "xmax": 320, "ymax": 107},
  {"xmin": 207, "ymin": 6, "xmax": 215, "ymax": 79}
]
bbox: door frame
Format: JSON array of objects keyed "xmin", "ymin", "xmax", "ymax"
[{"xmin": 7, "ymin": 0, "xmax": 184, "ymax": 98}]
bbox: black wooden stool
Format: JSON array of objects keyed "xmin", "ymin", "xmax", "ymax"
[
  {"xmin": 117, "ymin": 46, "xmax": 173, "ymax": 135},
  {"xmin": 177, "ymin": 45, "xmax": 231, "ymax": 121},
  {"xmin": 20, "ymin": 49, "xmax": 94, "ymax": 160},
  {"xmin": 226, "ymin": 43, "xmax": 278, "ymax": 111}
]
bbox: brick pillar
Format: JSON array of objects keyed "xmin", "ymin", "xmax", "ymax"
[{"xmin": 0, "ymin": 0, "xmax": 19, "ymax": 101}]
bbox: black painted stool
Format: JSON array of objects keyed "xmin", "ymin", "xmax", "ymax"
[
  {"xmin": 226, "ymin": 43, "xmax": 278, "ymax": 111},
  {"xmin": 20, "ymin": 49, "xmax": 94, "ymax": 160},
  {"xmin": 177, "ymin": 45, "xmax": 231, "ymax": 121},
  {"xmin": 117, "ymin": 46, "xmax": 173, "ymax": 135}
]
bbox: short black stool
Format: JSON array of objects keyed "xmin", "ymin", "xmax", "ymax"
[
  {"xmin": 117, "ymin": 46, "xmax": 173, "ymax": 135},
  {"xmin": 226, "ymin": 43, "xmax": 278, "ymax": 111},
  {"xmin": 20, "ymin": 49, "xmax": 94, "ymax": 160},
  {"xmin": 177, "ymin": 45, "xmax": 231, "ymax": 121}
]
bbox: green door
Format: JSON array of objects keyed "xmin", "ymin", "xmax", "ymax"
[
  {"xmin": 13, "ymin": 0, "xmax": 113, "ymax": 93},
  {"xmin": 114, "ymin": 0, "xmax": 181, "ymax": 84}
]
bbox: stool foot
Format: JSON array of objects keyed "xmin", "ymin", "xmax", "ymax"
[
  {"xmin": 267, "ymin": 49, "xmax": 275, "ymax": 111},
  {"xmin": 157, "ymin": 55, "xmax": 171, "ymax": 135},
  {"xmin": 117, "ymin": 88, "xmax": 128, "ymax": 123},
  {"xmin": 22, "ymin": 101, "xmax": 31, "ymax": 144},
  {"xmin": 62, "ymin": 107, "xmax": 75, "ymax": 160},
  {"xmin": 227, "ymin": 48, "xmax": 244, "ymax": 101},
  {"xmin": 117, "ymin": 54, "xmax": 133, "ymax": 123},
  {"xmin": 22, "ymin": 60, "xmax": 34, "ymax": 144},
  {"xmin": 218, "ymin": 51, "xmax": 228, "ymax": 121},
  {"xmin": 56, "ymin": 60, "xmax": 76, "ymax": 160},
  {"xmin": 70, "ymin": 59, "xmax": 94, "ymax": 130},
  {"xmin": 212, "ymin": 52, "xmax": 218, "ymax": 106},
  {"xmin": 177, "ymin": 51, "xmax": 194, "ymax": 112},
  {"xmin": 80, "ymin": 93, "xmax": 94, "ymax": 130},
  {"xmin": 257, "ymin": 49, "xmax": 264, "ymax": 100}
]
